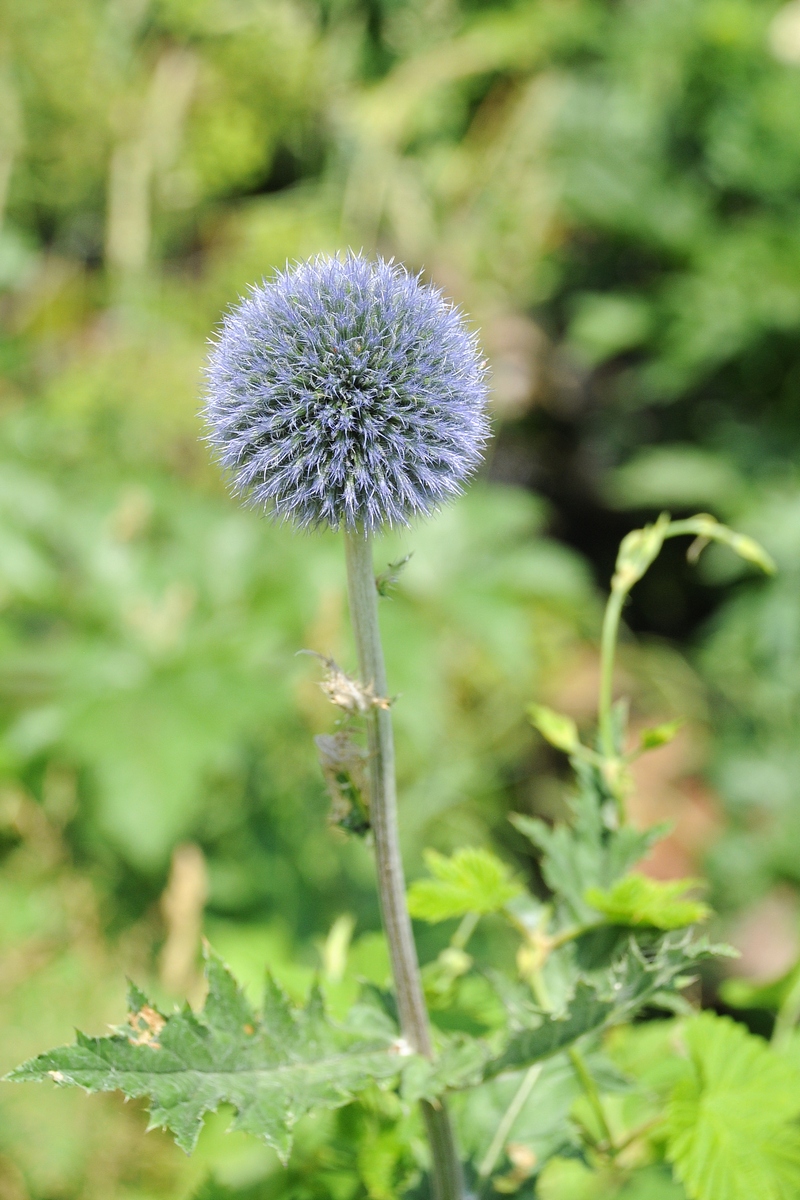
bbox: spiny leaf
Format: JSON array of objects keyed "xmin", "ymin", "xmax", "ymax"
[
  {"xmin": 485, "ymin": 982, "xmax": 613, "ymax": 1078},
  {"xmin": 528, "ymin": 704, "xmax": 581, "ymax": 754},
  {"xmin": 407, "ymin": 847, "xmax": 523, "ymax": 923},
  {"xmin": 585, "ymin": 875, "xmax": 710, "ymax": 931},
  {"xmin": 402, "ymin": 1034, "xmax": 492, "ymax": 1103},
  {"xmin": 511, "ymin": 761, "xmax": 666, "ymax": 923},
  {"xmin": 667, "ymin": 1013, "xmax": 800, "ymax": 1200},
  {"xmin": 7, "ymin": 950, "xmax": 409, "ymax": 1161},
  {"xmin": 484, "ymin": 933, "xmax": 716, "ymax": 1080}
]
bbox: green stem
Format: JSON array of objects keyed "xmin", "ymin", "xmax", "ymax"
[
  {"xmin": 607, "ymin": 1114, "xmax": 661, "ymax": 1158},
  {"xmin": 568, "ymin": 1047, "xmax": 614, "ymax": 1147},
  {"xmin": 599, "ymin": 587, "xmax": 625, "ymax": 762},
  {"xmin": 451, "ymin": 910, "xmax": 479, "ymax": 951},
  {"xmin": 528, "ymin": 966, "xmax": 551, "ymax": 1011},
  {"xmin": 343, "ymin": 529, "xmax": 463, "ymax": 1200},
  {"xmin": 549, "ymin": 920, "xmax": 603, "ymax": 951},
  {"xmin": 529, "ymin": 966, "xmax": 615, "ymax": 1153},
  {"xmin": 478, "ymin": 1063, "xmax": 542, "ymax": 1180}
]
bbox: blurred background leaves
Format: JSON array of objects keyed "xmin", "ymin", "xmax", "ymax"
[{"xmin": 2, "ymin": 0, "xmax": 800, "ymax": 1195}]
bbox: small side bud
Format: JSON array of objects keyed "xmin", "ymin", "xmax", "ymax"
[
  {"xmin": 611, "ymin": 512, "xmax": 671, "ymax": 593},
  {"xmin": 727, "ymin": 531, "xmax": 776, "ymax": 575},
  {"xmin": 639, "ymin": 719, "xmax": 683, "ymax": 752},
  {"xmin": 528, "ymin": 704, "xmax": 580, "ymax": 754},
  {"xmin": 680, "ymin": 514, "xmax": 775, "ymax": 574}
]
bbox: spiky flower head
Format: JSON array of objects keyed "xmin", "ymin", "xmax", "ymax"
[{"xmin": 204, "ymin": 253, "xmax": 489, "ymax": 531}]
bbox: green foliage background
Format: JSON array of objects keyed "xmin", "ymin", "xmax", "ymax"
[{"xmin": 1, "ymin": 0, "xmax": 800, "ymax": 1196}]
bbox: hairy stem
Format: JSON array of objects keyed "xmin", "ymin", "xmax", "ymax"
[{"xmin": 343, "ymin": 529, "xmax": 464, "ymax": 1200}]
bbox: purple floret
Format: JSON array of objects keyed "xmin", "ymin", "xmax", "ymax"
[{"xmin": 204, "ymin": 253, "xmax": 490, "ymax": 531}]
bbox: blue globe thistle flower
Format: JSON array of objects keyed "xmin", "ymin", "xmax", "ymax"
[{"xmin": 204, "ymin": 253, "xmax": 490, "ymax": 531}]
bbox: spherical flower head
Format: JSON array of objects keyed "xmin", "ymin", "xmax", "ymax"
[{"xmin": 204, "ymin": 253, "xmax": 490, "ymax": 532}]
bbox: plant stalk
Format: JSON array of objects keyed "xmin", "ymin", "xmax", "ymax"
[
  {"xmin": 568, "ymin": 1047, "xmax": 614, "ymax": 1147},
  {"xmin": 343, "ymin": 529, "xmax": 464, "ymax": 1200},
  {"xmin": 529, "ymin": 967, "xmax": 615, "ymax": 1155},
  {"xmin": 478, "ymin": 1063, "xmax": 542, "ymax": 1180},
  {"xmin": 598, "ymin": 586, "xmax": 625, "ymax": 762}
]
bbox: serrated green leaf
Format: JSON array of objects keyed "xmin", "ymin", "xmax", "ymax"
[
  {"xmin": 511, "ymin": 761, "xmax": 666, "ymax": 923},
  {"xmin": 402, "ymin": 1034, "xmax": 493, "ymax": 1103},
  {"xmin": 484, "ymin": 933, "xmax": 715, "ymax": 1080},
  {"xmin": 667, "ymin": 1013, "xmax": 800, "ymax": 1200},
  {"xmin": 407, "ymin": 847, "xmax": 523, "ymax": 923},
  {"xmin": 585, "ymin": 876, "xmax": 710, "ymax": 931},
  {"xmin": 528, "ymin": 704, "xmax": 581, "ymax": 754},
  {"xmin": 7, "ymin": 950, "xmax": 408, "ymax": 1161},
  {"xmin": 486, "ymin": 981, "xmax": 614, "ymax": 1078}
]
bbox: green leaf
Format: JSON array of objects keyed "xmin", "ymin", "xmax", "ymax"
[
  {"xmin": 638, "ymin": 720, "xmax": 683, "ymax": 752},
  {"xmin": 719, "ymin": 963, "xmax": 800, "ymax": 1014},
  {"xmin": 512, "ymin": 761, "xmax": 666, "ymax": 923},
  {"xmin": 585, "ymin": 876, "xmax": 710, "ymax": 931},
  {"xmin": 7, "ymin": 950, "xmax": 409, "ymax": 1161},
  {"xmin": 485, "ymin": 981, "xmax": 614, "ymax": 1078},
  {"xmin": 407, "ymin": 848, "xmax": 523, "ymax": 923},
  {"xmin": 402, "ymin": 1034, "xmax": 493, "ymax": 1103},
  {"xmin": 667, "ymin": 1013, "xmax": 800, "ymax": 1200},
  {"xmin": 484, "ymin": 933, "xmax": 716, "ymax": 1080},
  {"xmin": 375, "ymin": 553, "xmax": 412, "ymax": 597},
  {"xmin": 528, "ymin": 704, "xmax": 581, "ymax": 754}
]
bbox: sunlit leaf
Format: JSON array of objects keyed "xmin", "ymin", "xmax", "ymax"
[
  {"xmin": 638, "ymin": 720, "xmax": 683, "ymax": 752},
  {"xmin": 585, "ymin": 876, "xmax": 710, "ymax": 931},
  {"xmin": 667, "ymin": 1013, "xmax": 800, "ymax": 1200},
  {"xmin": 407, "ymin": 848, "xmax": 523, "ymax": 923},
  {"xmin": 8, "ymin": 951, "xmax": 409, "ymax": 1161},
  {"xmin": 511, "ymin": 761, "xmax": 666, "ymax": 923},
  {"xmin": 528, "ymin": 704, "xmax": 581, "ymax": 754}
]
